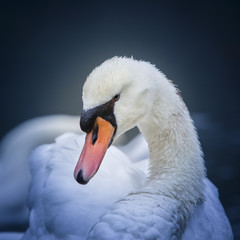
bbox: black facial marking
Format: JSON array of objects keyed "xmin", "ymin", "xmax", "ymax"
[
  {"xmin": 80, "ymin": 98, "xmax": 117, "ymax": 134},
  {"xmin": 92, "ymin": 124, "xmax": 98, "ymax": 145}
]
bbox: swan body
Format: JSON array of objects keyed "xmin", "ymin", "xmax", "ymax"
[
  {"xmin": 22, "ymin": 133, "xmax": 146, "ymax": 240},
  {"xmin": 0, "ymin": 115, "xmax": 80, "ymax": 230},
  {"xmin": 4, "ymin": 57, "xmax": 233, "ymax": 239}
]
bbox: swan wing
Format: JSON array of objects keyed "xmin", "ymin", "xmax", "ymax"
[
  {"xmin": 23, "ymin": 133, "xmax": 146, "ymax": 239},
  {"xmin": 183, "ymin": 178, "xmax": 233, "ymax": 240},
  {"xmin": 0, "ymin": 115, "xmax": 80, "ymax": 229}
]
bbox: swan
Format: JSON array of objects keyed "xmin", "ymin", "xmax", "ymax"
[{"xmin": 4, "ymin": 56, "xmax": 233, "ymax": 239}]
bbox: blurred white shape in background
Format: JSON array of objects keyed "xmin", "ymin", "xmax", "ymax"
[{"xmin": 0, "ymin": 115, "xmax": 81, "ymax": 230}]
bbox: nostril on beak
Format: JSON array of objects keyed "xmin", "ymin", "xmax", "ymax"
[
  {"xmin": 76, "ymin": 169, "xmax": 89, "ymax": 185},
  {"xmin": 92, "ymin": 124, "xmax": 99, "ymax": 145}
]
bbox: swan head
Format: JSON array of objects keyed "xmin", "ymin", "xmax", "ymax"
[{"xmin": 74, "ymin": 57, "xmax": 166, "ymax": 184}]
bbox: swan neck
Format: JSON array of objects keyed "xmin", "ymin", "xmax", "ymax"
[{"xmin": 138, "ymin": 91, "xmax": 205, "ymax": 204}]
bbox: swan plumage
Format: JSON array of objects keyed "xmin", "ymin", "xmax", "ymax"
[
  {"xmin": 23, "ymin": 133, "xmax": 146, "ymax": 240},
  {"xmin": 1, "ymin": 56, "xmax": 233, "ymax": 239},
  {"xmin": 0, "ymin": 115, "xmax": 80, "ymax": 229}
]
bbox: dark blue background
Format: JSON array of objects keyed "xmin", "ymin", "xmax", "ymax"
[{"xmin": 1, "ymin": 0, "xmax": 239, "ymax": 237}]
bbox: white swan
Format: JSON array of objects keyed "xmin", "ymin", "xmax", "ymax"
[{"xmin": 8, "ymin": 57, "xmax": 233, "ymax": 239}]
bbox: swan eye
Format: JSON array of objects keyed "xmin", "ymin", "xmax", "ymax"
[{"xmin": 113, "ymin": 94, "xmax": 120, "ymax": 102}]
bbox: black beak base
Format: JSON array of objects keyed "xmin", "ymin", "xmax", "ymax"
[{"xmin": 80, "ymin": 98, "xmax": 117, "ymax": 134}]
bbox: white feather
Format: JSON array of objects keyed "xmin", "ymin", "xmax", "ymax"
[{"xmin": 23, "ymin": 133, "xmax": 145, "ymax": 240}]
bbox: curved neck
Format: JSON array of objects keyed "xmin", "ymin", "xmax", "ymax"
[{"xmin": 138, "ymin": 83, "xmax": 205, "ymax": 204}]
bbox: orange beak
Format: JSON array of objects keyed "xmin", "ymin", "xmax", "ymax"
[{"xmin": 74, "ymin": 117, "xmax": 115, "ymax": 184}]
